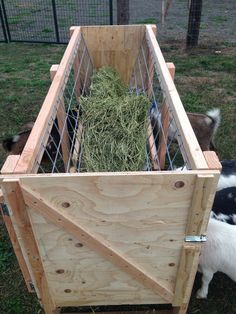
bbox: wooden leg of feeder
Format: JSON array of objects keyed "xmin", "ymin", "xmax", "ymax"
[
  {"xmin": 172, "ymin": 245, "xmax": 201, "ymax": 314},
  {"xmin": 158, "ymin": 62, "xmax": 175, "ymax": 170},
  {"xmin": 0, "ymin": 155, "xmax": 33, "ymax": 292},
  {"xmin": 203, "ymin": 151, "xmax": 222, "ymax": 170},
  {"xmin": 50, "ymin": 65, "xmax": 70, "ymax": 171},
  {"xmin": 2, "ymin": 180, "xmax": 56, "ymax": 314}
]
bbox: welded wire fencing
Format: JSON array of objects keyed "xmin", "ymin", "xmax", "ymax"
[
  {"xmin": 130, "ymin": 37, "xmax": 189, "ymax": 171},
  {"xmin": 0, "ymin": 0, "xmax": 235, "ymax": 45},
  {"xmin": 0, "ymin": 0, "xmax": 113, "ymax": 43}
]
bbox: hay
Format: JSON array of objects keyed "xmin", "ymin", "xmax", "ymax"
[{"xmin": 80, "ymin": 67, "xmax": 150, "ymax": 172}]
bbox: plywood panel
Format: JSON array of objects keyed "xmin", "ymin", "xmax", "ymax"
[
  {"xmin": 26, "ymin": 209, "xmax": 169, "ymax": 306},
  {"xmin": 81, "ymin": 25, "xmax": 146, "ymax": 84},
  {"xmin": 18, "ymin": 172, "xmax": 198, "ymax": 305}
]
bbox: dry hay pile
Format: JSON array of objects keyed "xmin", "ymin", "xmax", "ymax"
[{"xmin": 80, "ymin": 67, "xmax": 150, "ymax": 172}]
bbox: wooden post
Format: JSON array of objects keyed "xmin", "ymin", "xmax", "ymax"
[
  {"xmin": 186, "ymin": 0, "xmax": 203, "ymax": 48},
  {"xmin": 186, "ymin": 174, "xmax": 220, "ymax": 236},
  {"xmin": 2, "ymin": 180, "xmax": 56, "ymax": 314},
  {"xmin": 158, "ymin": 62, "xmax": 175, "ymax": 170},
  {"xmin": 0, "ymin": 155, "xmax": 33, "ymax": 292},
  {"xmin": 117, "ymin": 0, "xmax": 129, "ymax": 25},
  {"xmin": 203, "ymin": 151, "xmax": 222, "ymax": 170},
  {"xmin": 147, "ymin": 25, "xmax": 157, "ymax": 99},
  {"xmin": 70, "ymin": 26, "xmax": 81, "ymax": 100},
  {"xmin": 173, "ymin": 171, "xmax": 220, "ymax": 313},
  {"xmin": 50, "ymin": 65, "xmax": 70, "ymax": 171},
  {"xmin": 173, "ymin": 245, "xmax": 201, "ymax": 313}
]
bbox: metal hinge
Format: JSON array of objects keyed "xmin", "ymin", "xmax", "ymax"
[
  {"xmin": 0, "ymin": 203, "xmax": 10, "ymax": 216},
  {"xmin": 185, "ymin": 235, "xmax": 207, "ymax": 243}
]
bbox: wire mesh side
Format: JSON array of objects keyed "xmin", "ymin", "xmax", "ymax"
[
  {"xmin": 35, "ymin": 34, "xmax": 93, "ymax": 174},
  {"xmin": 130, "ymin": 37, "xmax": 190, "ymax": 171}
]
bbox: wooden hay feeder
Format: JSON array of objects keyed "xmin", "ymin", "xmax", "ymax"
[{"xmin": 0, "ymin": 25, "xmax": 221, "ymax": 314}]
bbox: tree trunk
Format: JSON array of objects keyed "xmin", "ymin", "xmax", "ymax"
[
  {"xmin": 117, "ymin": 0, "xmax": 129, "ymax": 25},
  {"xmin": 186, "ymin": 0, "xmax": 203, "ymax": 48}
]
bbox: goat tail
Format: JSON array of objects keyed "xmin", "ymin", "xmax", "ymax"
[{"xmin": 206, "ymin": 108, "xmax": 221, "ymax": 136}]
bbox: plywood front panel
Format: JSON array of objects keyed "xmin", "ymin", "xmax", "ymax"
[
  {"xmin": 81, "ymin": 25, "xmax": 147, "ymax": 84},
  {"xmin": 19, "ymin": 172, "xmax": 196, "ymax": 306},
  {"xmin": 27, "ymin": 209, "xmax": 166, "ymax": 306}
]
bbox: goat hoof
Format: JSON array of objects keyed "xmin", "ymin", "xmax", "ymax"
[{"xmin": 196, "ymin": 289, "xmax": 207, "ymax": 299}]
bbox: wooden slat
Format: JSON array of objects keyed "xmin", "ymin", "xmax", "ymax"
[
  {"xmin": 166, "ymin": 62, "xmax": 175, "ymax": 78},
  {"xmin": 21, "ymin": 184, "xmax": 174, "ymax": 303},
  {"xmin": 172, "ymin": 245, "xmax": 200, "ymax": 308},
  {"xmin": 1, "ymin": 155, "xmax": 20, "ymax": 174},
  {"xmin": 14, "ymin": 27, "xmax": 82, "ymax": 174},
  {"xmin": 186, "ymin": 173, "xmax": 220, "ymax": 236},
  {"xmin": 145, "ymin": 25, "xmax": 208, "ymax": 170},
  {"xmin": 2, "ymin": 180, "xmax": 56, "ymax": 313},
  {"xmin": 203, "ymin": 151, "xmax": 222, "ymax": 170},
  {"xmin": 81, "ymin": 25, "xmax": 146, "ymax": 84},
  {"xmin": 147, "ymin": 120, "xmax": 159, "ymax": 170},
  {"xmin": 50, "ymin": 64, "xmax": 70, "ymax": 171},
  {"xmin": 158, "ymin": 62, "xmax": 175, "ymax": 170},
  {"xmin": 71, "ymin": 123, "xmax": 83, "ymax": 168},
  {"xmin": 147, "ymin": 25, "xmax": 157, "ymax": 98}
]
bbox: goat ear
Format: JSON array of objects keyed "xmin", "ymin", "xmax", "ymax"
[{"xmin": 2, "ymin": 138, "xmax": 14, "ymax": 151}]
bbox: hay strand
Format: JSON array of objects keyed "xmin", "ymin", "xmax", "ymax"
[{"xmin": 80, "ymin": 67, "xmax": 150, "ymax": 172}]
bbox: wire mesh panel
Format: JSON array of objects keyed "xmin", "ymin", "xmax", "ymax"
[
  {"xmin": 35, "ymin": 33, "xmax": 93, "ymax": 173},
  {"xmin": 130, "ymin": 37, "xmax": 190, "ymax": 171}
]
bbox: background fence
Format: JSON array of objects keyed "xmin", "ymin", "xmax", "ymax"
[{"xmin": 0, "ymin": 0, "xmax": 235, "ymax": 45}]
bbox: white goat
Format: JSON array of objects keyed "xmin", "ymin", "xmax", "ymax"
[{"xmin": 197, "ymin": 218, "xmax": 236, "ymax": 298}]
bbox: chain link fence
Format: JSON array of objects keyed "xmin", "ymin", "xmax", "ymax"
[{"xmin": 0, "ymin": 0, "xmax": 235, "ymax": 45}]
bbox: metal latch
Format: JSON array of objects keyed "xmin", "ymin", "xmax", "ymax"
[{"xmin": 185, "ymin": 235, "xmax": 207, "ymax": 242}]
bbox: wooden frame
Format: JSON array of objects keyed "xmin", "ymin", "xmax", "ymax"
[{"xmin": 0, "ymin": 25, "xmax": 221, "ymax": 314}]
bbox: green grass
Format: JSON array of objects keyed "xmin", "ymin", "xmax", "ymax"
[
  {"xmin": 162, "ymin": 44, "xmax": 236, "ymax": 159},
  {"xmin": 210, "ymin": 15, "xmax": 228, "ymax": 24},
  {"xmin": 0, "ymin": 43, "xmax": 64, "ymax": 150},
  {"xmin": 135, "ymin": 17, "xmax": 158, "ymax": 24},
  {"xmin": 0, "ymin": 42, "xmax": 236, "ymax": 313}
]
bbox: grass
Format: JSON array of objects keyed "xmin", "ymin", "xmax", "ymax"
[{"xmin": 0, "ymin": 41, "xmax": 236, "ymax": 313}]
